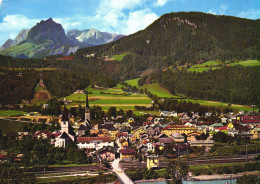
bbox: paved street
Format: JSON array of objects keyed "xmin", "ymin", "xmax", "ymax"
[{"xmin": 112, "ymin": 158, "xmax": 135, "ymax": 184}]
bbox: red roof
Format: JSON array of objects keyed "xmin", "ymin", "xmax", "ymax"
[
  {"xmin": 216, "ymin": 126, "xmax": 229, "ymax": 131},
  {"xmin": 120, "ymin": 149, "xmax": 135, "ymax": 154},
  {"xmin": 241, "ymin": 116, "xmax": 260, "ymax": 120},
  {"xmin": 143, "ymin": 140, "xmax": 149, "ymax": 144},
  {"xmin": 78, "ymin": 137, "xmax": 112, "ymax": 143},
  {"xmin": 117, "ymin": 132, "xmax": 127, "ymax": 138}
]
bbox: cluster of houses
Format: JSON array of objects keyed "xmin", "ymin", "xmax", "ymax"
[
  {"xmin": 14, "ymin": 104, "xmax": 260, "ymax": 166},
  {"xmin": 11, "ymin": 94, "xmax": 260, "ymax": 165}
]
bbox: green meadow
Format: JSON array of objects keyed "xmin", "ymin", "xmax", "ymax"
[
  {"xmin": 64, "ymin": 86, "xmax": 152, "ymax": 113},
  {"xmin": 0, "ymin": 110, "xmax": 26, "ymax": 117},
  {"xmin": 188, "ymin": 59, "xmax": 260, "ymax": 72},
  {"xmin": 125, "ymin": 78, "xmax": 141, "ymax": 87},
  {"xmin": 140, "ymin": 83, "xmax": 178, "ymax": 98},
  {"xmin": 111, "ymin": 52, "xmax": 128, "ymax": 61}
]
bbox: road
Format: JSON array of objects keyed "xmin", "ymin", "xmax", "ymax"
[{"xmin": 111, "ymin": 158, "xmax": 135, "ymax": 184}]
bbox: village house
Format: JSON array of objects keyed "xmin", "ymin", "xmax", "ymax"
[
  {"xmin": 108, "ymin": 127, "xmax": 118, "ymax": 140},
  {"xmin": 172, "ymin": 132, "xmax": 185, "ymax": 143},
  {"xmin": 119, "ymin": 149, "xmax": 135, "ymax": 161},
  {"xmin": 240, "ymin": 116, "xmax": 260, "ymax": 126},
  {"xmin": 251, "ymin": 126, "xmax": 260, "ymax": 139},
  {"xmin": 132, "ymin": 127, "xmax": 147, "ymax": 139},
  {"xmin": 116, "ymin": 137, "xmax": 129, "ymax": 150},
  {"xmin": 77, "ymin": 137, "xmax": 114, "ymax": 150},
  {"xmin": 147, "ymin": 155, "xmax": 159, "ymax": 170},
  {"xmin": 161, "ymin": 125, "xmax": 198, "ymax": 137},
  {"xmin": 160, "ymin": 111, "xmax": 178, "ymax": 117},
  {"xmin": 33, "ymin": 131, "xmax": 51, "ymax": 139},
  {"xmin": 190, "ymin": 139, "xmax": 214, "ymax": 147}
]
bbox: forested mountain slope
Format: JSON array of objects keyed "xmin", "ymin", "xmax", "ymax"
[
  {"xmin": 76, "ymin": 12, "xmax": 260, "ymax": 65},
  {"xmin": 150, "ymin": 65, "xmax": 260, "ymax": 106}
]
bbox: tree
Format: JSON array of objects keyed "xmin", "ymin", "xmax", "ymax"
[
  {"xmin": 0, "ymin": 163, "xmax": 36, "ymax": 184},
  {"xmin": 166, "ymin": 160, "xmax": 189, "ymax": 184},
  {"xmin": 236, "ymin": 174, "xmax": 260, "ymax": 184},
  {"xmin": 75, "ymin": 149, "xmax": 86, "ymax": 164},
  {"xmin": 107, "ymin": 107, "xmax": 117, "ymax": 118}
]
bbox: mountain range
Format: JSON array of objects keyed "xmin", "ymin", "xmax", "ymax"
[{"xmin": 0, "ymin": 18, "xmax": 125, "ymax": 58}]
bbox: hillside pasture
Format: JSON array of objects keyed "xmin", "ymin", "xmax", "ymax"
[
  {"xmin": 0, "ymin": 110, "xmax": 26, "ymax": 117},
  {"xmin": 188, "ymin": 60, "xmax": 221, "ymax": 72},
  {"xmin": 140, "ymin": 83, "xmax": 178, "ymax": 98},
  {"xmin": 64, "ymin": 86, "xmax": 152, "ymax": 112},
  {"xmin": 188, "ymin": 60, "xmax": 260, "ymax": 72},
  {"xmin": 237, "ymin": 60, "xmax": 260, "ymax": 66},
  {"xmin": 125, "ymin": 78, "xmax": 141, "ymax": 87},
  {"xmin": 111, "ymin": 52, "xmax": 128, "ymax": 61}
]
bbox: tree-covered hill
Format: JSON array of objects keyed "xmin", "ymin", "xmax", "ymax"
[
  {"xmin": 76, "ymin": 12, "xmax": 260, "ymax": 67},
  {"xmin": 150, "ymin": 65, "xmax": 260, "ymax": 106}
]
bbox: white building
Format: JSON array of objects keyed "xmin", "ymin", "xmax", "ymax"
[{"xmin": 77, "ymin": 137, "xmax": 114, "ymax": 150}]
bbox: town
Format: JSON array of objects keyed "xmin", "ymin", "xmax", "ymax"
[{"xmin": 0, "ymin": 91, "xmax": 259, "ymax": 183}]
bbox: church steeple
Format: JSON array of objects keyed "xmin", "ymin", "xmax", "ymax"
[
  {"xmin": 61, "ymin": 106, "xmax": 69, "ymax": 134},
  {"xmin": 85, "ymin": 90, "xmax": 91, "ymax": 127}
]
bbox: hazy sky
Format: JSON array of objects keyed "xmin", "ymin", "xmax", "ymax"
[{"xmin": 0, "ymin": 0, "xmax": 259, "ymax": 45}]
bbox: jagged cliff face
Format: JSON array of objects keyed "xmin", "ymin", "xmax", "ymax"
[
  {"xmin": 0, "ymin": 18, "xmax": 125, "ymax": 58},
  {"xmin": 0, "ymin": 18, "xmax": 77, "ymax": 58},
  {"xmin": 67, "ymin": 28, "xmax": 125, "ymax": 46},
  {"xmin": 27, "ymin": 18, "xmax": 72, "ymax": 45},
  {"xmin": 0, "ymin": 29, "xmax": 30, "ymax": 51}
]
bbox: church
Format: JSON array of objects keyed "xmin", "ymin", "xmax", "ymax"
[
  {"xmin": 55, "ymin": 91, "xmax": 91, "ymax": 147},
  {"xmin": 55, "ymin": 106, "xmax": 75, "ymax": 147}
]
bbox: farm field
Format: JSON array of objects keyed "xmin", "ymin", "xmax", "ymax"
[
  {"xmin": 0, "ymin": 110, "xmax": 26, "ymax": 117},
  {"xmin": 64, "ymin": 86, "xmax": 152, "ymax": 113}
]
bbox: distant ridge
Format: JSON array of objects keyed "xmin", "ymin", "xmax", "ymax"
[{"xmin": 0, "ymin": 18, "xmax": 125, "ymax": 58}]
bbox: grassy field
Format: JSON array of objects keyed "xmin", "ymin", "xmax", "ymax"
[
  {"xmin": 236, "ymin": 60, "xmax": 260, "ymax": 66},
  {"xmin": 0, "ymin": 110, "xmax": 26, "ymax": 117},
  {"xmin": 64, "ymin": 86, "xmax": 152, "ymax": 113},
  {"xmin": 111, "ymin": 52, "xmax": 128, "ymax": 61},
  {"xmin": 188, "ymin": 60, "xmax": 221, "ymax": 72},
  {"xmin": 125, "ymin": 78, "xmax": 140, "ymax": 87},
  {"xmin": 140, "ymin": 83, "xmax": 178, "ymax": 98},
  {"xmin": 188, "ymin": 60, "xmax": 260, "ymax": 72}
]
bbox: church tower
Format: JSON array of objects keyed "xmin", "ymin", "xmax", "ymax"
[
  {"xmin": 85, "ymin": 91, "xmax": 91, "ymax": 127},
  {"xmin": 61, "ymin": 106, "xmax": 69, "ymax": 134}
]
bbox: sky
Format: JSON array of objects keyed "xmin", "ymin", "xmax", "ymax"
[{"xmin": 0, "ymin": 0, "xmax": 260, "ymax": 45}]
